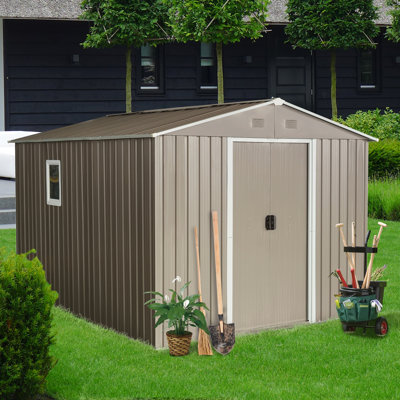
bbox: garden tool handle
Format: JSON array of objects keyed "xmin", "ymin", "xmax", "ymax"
[
  {"xmin": 362, "ymin": 235, "xmax": 378, "ymax": 289},
  {"xmin": 351, "ymin": 268, "xmax": 358, "ymax": 289},
  {"xmin": 351, "ymin": 221, "xmax": 356, "ymax": 270},
  {"xmin": 336, "ymin": 269, "xmax": 348, "ymax": 288},
  {"xmin": 194, "ymin": 227, "xmax": 203, "ymax": 304},
  {"xmin": 336, "ymin": 223, "xmax": 354, "ymax": 269},
  {"xmin": 212, "ymin": 211, "xmax": 224, "ymax": 334},
  {"xmin": 376, "ymin": 222, "xmax": 387, "ymax": 246}
]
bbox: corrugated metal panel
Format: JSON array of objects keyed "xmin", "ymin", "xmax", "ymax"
[
  {"xmin": 154, "ymin": 135, "xmax": 227, "ymax": 348},
  {"xmin": 13, "ymin": 101, "xmax": 266, "ymax": 143},
  {"xmin": 16, "ymin": 139, "xmax": 156, "ymax": 345},
  {"xmin": 315, "ymin": 139, "xmax": 368, "ymax": 321},
  {"xmin": 16, "ymin": 135, "xmax": 370, "ymax": 347}
]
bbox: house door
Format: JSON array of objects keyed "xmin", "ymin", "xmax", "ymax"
[
  {"xmin": 267, "ymin": 28, "xmax": 313, "ymax": 110},
  {"xmin": 232, "ymin": 142, "xmax": 308, "ymax": 332}
]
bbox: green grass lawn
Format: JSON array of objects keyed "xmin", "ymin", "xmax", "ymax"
[
  {"xmin": 1, "ymin": 219, "xmax": 399, "ymax": 400},
  {"xmin": 0, "ymin": 229, "xmax": 17, "ymax": 255},
  {"xmin": 369, "ymin": 178, "xmax": 400, "ymax": 221}
]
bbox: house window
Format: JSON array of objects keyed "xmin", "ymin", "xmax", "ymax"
[
  {"xmin": 46, "ymin": 160, "xmax": 61, "ymax": 206},
  {"xmin": 358, "ymin": 49, "xmax": 378, "ymax": 89},
  {"xmin": 200, "ymin": 42, "xmax": 217, "ymax": 89},
  {"xmin": 140, "ymin": 45, "xmax": 160, "ymax": 90}
]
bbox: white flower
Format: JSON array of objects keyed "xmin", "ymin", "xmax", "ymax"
[
  {"xmin": 172, "ymin": 276, "xmax": 182, "ymax": 284},
  {"xmin": 183, "ymin": 299, "xmax": 189, "ymax": 308},
  {"xmin": 164, "ymin": 294, "xmax": 170, "ymax": 302}
]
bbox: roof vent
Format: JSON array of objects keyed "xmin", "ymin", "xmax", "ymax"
[
  {"xmin": 252, "ymin": 118, "xmax": 264, "ymax": 128},
  {"xmin": 285, "ymin": 119, "xmax": 297, "ymax": 129}
]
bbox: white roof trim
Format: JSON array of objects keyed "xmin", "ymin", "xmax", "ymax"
[
  {"xmin": 277, "ymin": 99, "xmax": 379, "ymax": 142},
  {"xmin": 153, "ymin": 100, "xmax": 276, "ymax": 137}
]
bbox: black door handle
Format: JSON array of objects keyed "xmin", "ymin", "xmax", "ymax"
[{"xmin": 265, "ymin": 215, "xmax": 276, "ymax": 230}]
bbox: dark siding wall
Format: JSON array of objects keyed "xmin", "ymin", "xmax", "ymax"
[
  {"xmin": 6, "ymin": 20, "xmax": 400, "ymax": 129},
  {"xmin": 4, "ymin": 19, "xmax": 269, "ymax": 131},
  {"xmin": 5, "ymin": 20, "xmax": 127, "ymax": 131},
  {"xmin": 15, "ymin": 139, "xmax": 156, "ymax": 345},
  {"xmin": 315, "ymin": 30, "xmax": 400, "ymax": 118}
]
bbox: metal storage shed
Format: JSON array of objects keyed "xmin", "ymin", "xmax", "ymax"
[{"xmin": 13, "ymin": 98, "xmax": 377, "ymax": 348}]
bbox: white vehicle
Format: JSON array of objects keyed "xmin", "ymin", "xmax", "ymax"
[{"xmin": 0, "ymin": 131, "xmax": 38, "ymax": 178}]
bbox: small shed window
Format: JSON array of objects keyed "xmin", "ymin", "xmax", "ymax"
[
  {"xmin": 140, "ymin": 45, "xmax": 160, "ymax": 90},
  {"xmin": 200, "ymin": 43, "xmax": 217, "ymax": 90},
  {"xmin": 358, "ymin": 49, "xmax": 378, "ymax": 90},
  {"xmin": 46, "ymin": 160, "xmax": 61, "ymax": 206}
]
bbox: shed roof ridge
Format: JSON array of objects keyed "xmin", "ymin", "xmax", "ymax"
[{"xmin": 106, "ymin": 99, "xmax": 271, "ymax": 118}]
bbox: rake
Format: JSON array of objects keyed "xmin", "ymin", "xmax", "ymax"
[{"xmin": 194, "ymin": 227, "xmax": 213, "ymax": 356}]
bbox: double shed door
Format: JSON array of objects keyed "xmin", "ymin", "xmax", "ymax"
[{"xmin": 233, "ymin": 142, "xmax": 308, "ymax": 332}]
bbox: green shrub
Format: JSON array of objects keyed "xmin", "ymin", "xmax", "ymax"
[
  {"xmin": 337, "ymin": 108, "xmax": 400, "ymax": 140},
  {"xmin": 369, "ymin": 139, "xmax": 400, "ymax": 179},
  {"xmin": 0, "ymin": 250, "xmax": 58, "ymax": 399},
  {"xmin": 369, "ymin": 178, "xmax": 400, "ymax": 221}
]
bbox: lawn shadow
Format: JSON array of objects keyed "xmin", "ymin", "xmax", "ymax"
[{"xmin": 343, "ymin": 311, "xmax": 399, "ymax": 339}]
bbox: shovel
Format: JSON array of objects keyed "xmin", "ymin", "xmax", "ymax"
[{"xmin": 209, "ymin": 211, "xmax": 235, "ymax": 355}]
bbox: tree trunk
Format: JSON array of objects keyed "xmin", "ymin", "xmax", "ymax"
[
  {"xmin": 126, "ymin": 46, "xmax": 132, "ymax": 113},
  {"xmin": 330, "ymin": 49, "xmax": 337, "ymax": 119},
  {"xmin": 216, "ymin": 42, "xmax": 224, "ymax": 104}
]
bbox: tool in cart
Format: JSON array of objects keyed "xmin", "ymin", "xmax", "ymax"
[
  {"xmin": 336, "ymin": 222, "xmax": 358, "ymax": 288},
  {"xmin": 336, "ymin": 269, "xmax": 348, "ymax": 287},
  {"xmin": 334, "ymin": 221, "xmax": 389, "ymax": 336},
  {"xmin": 362, "ymin": 222, "xmax": 387, "ymax": 289}
]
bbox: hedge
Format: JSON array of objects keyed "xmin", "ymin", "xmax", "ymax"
[
  {"xmin": 337, "ymin": 108, "xmax": 400, "ymax": 140},
  {"xmin": 0, "ymin": 250, "xmax": 58, "ymax": 399}
]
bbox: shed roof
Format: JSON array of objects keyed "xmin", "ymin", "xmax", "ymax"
[
  {"xmin": 12, "ymin": 99, "xmax": 378, "ymax": 143},
  {"xmin": 1, "ymin": 0, "xmax": 392, "ymax": 25}
]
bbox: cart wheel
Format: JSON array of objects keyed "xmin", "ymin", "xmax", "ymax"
[
  {"xmin": 375, "ymin": 317, "xmax": 389, "ymax": 337},
  {"xmin": 342, "ymin": 323, "xmax": 356, "ymax": 333}
]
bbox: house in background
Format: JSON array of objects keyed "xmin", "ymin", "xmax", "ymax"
[{"xmin": 0, "ymin": 0, "xmax": 399, "ymax": 132}]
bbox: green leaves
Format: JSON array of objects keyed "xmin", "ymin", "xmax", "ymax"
[
  {"xmin": 387, "ymin": 0, "xmax": 400, "ymax": 42},
  {"xmin": 165, "ymin": 0, "xmax": 270, "ymax": 45},
  {"xmin": 0, "ymin": 250, "xmax": 58, "ymax": 399},
  {"xmin": 81, "ymin": 0, "xmax": 171, "ymax": 49},
  {"xmin": 285, "ymin": 0, "xmax": 379, "ymax": 51},
  {"xmin": 145, "ymin": 280, "xmax": 210, "ymax": 335}
]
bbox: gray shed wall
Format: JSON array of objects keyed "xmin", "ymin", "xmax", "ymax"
[
  {"xmin": 15, "ymin": 139, "xmax": 156, "ymax": 345},
  {"xmin": 15, "ymin": 119, "xmax": 369, "ymax": 348},
  {"xmin": 154, "ymin": 135, "xmax": 228, "ymax": 348},
  {"xmin": 153, "ymin": 135, "xmax": 368, "ymax": 348}
]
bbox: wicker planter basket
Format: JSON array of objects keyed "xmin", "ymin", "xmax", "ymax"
[{"xmin": 166, "ymin": 331, "xmax": 192, "ymax": 356}]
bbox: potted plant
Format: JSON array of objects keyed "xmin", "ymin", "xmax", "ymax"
[{"xmin": 145, "ymin": 276, "xmax": 209, "ymax": 356}]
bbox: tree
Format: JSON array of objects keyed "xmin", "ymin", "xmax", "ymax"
[
  {"xmin": 80, "ymin": 0, "xmax": 170, "ymax": 113},
  {"xmin": 387, "ymin": 1, "xmax": 400, "ymax": 42},
  {"xmin": 166, "ymin": 0, "xmax": 270, "ymax": 104},
  {"xmin": 285, "ymin": 0, "xmax": 379, "ymax": 119}
]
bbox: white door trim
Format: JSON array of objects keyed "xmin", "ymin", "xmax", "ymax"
[{"xmin": 226, "ymin": 137, "xmax": 317, "ymax": 325}]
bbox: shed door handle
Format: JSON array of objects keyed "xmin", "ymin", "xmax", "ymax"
[{"xmin": 265, "ymin": 215, "xmax": 276, "ymax": 230}]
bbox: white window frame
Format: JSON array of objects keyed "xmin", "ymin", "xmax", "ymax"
[{"xmin": 46, "ymin": 160, "xmax": 61, "ymax": 206}]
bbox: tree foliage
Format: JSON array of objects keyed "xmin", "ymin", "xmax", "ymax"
[
  {"xmin": 285, "ymin": 0, "xmax": 379, "ymax": 51},
  {"xmin": 166, "ymin": 0, "xmax": 270, "ymax": 103},
  {"xmin": 81, "ymin": 0, "xmax": 170, "ymax": 49},
  {"xmin": 80, "ymin": 0, "xmax": 170, "ymax": 112},
  {"xmin": 387, "ymin": 0, "xmax": 400, "ymax": 42},
  {"xmin": 285, "ymin": 0, "xmax": 379, "ymax": 118}
]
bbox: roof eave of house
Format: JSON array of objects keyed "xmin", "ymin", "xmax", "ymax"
[{"xmin": 0, "ymin": 0, "xmax": 393, "ymax": 26}]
